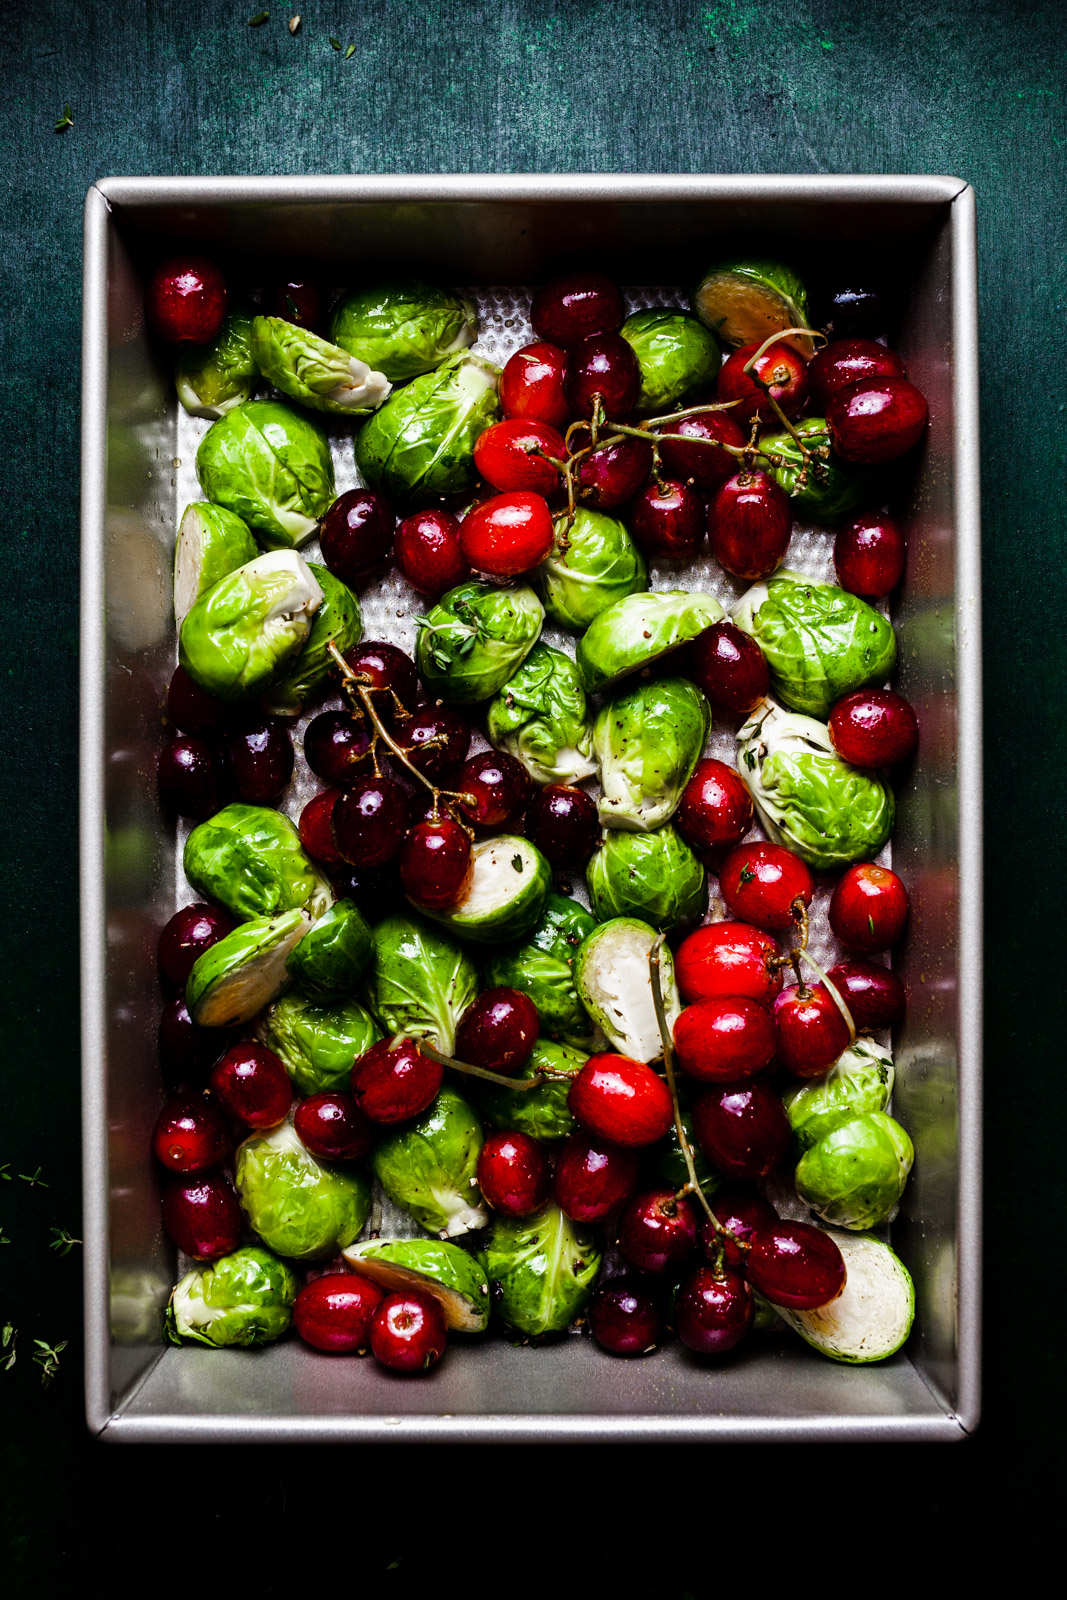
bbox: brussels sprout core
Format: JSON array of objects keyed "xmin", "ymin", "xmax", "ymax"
[
  {"xmin": 186, "ymin": 908, "xmax": 311, "ymax": 1026},
  {"xmin": 173, "ymin": 503, "xmax": 258, "ymax": 629},
  {"xmin": 421, "ymin": 836, "xmax": 552, "ymax": 944},
  {"xmin": 774, "ymin": 1231, "xmax": 915, "ymax": 1362},
  {"xmin": 574, "ymin": 917, "xmax": 680, "ymax": 1063}
]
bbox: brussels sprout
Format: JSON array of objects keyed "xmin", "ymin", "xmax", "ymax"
[
  {"xmin": 733, "ymin": 571, "xmax": 897, "ymax": 719},
  {"xmin": 285, "ymin": 899, "xmax": 373, "ymax": 997},
  {"xmin": 196, "ymin": 399, "xmax": 335, "ymax": 548},
  {"xmin": 475, "ymin": 1038, "xmax": 588, "ymax": 1142},
  {"xmin": 482, "ymin": 1204, "xmax": 601, "ymax": 1337},
  {"xmin": 370, "ymin": 1086, "xmax": 487, "ymax": 1238},
  {"xmin": 256, "ymin": 988, "xmax": 381, "ymax": 1096},
  {"xmin": 485, "ymin": 644, "xmax": 597, "ymax": 787},
  {"xmin": 355, "ymin": 353, "xmax": 499, "ymax": 504},
  {"xmin": 422, "ymin": 835, "xmax": 552, "ymax": 945},
  {"xmin": 796, "ymin": 1111, "xmax": 914, "ymax": 1231},
  {"xmin": 416, "ymin": 582, "xmax": 543, "ymax": 705},
  {"xmin": 186, "ymin": 908, "xmax": 310, "ymax": 1027},
  {"xmin": 178, "ymin": 550, "xmax": 323, "ymax": 702},
  {"xmin": 756, "ymin": 419, "xmax": 872, "ymax": 524},
  {"xmin": 176, "ymin": 309, "xmax": 259, "ymax": 420},
  {"xmin": 692, "ymin": 258, "xmax": 814, "ymax": 355},
  {"xmin": 619, "ymin": 307, "xmax": 721, "ymax": 416},
  {"xmin": 250, "ymin": 315, "xmax": 392, "ymax": 417},
  {"xmin": 574, "ymin": 916, "xmax": 682, "ymax": 1062},
  {"xmin": 651, "ymin": 1109, "xmax": 720, "ymax": 1197},
  {"xmin": 184, "ymin": 803, "xmax": 332, "ymax": 923},
  {"xmin": 594, "ymin": 676, "xmax": 711, "ymax": 832},
  {"xmin": 576, "ymin": 589, "xmax": 725, "ymax": 694},
  {"xmin": 342, "ymin": 1238, "xmax": 490, "ymax": 1332},
  {"xmin": 262, "ymin": 563, "xmax": 363, "ymax": 716},
  {"xmin": 166, "ymin": 1247, "xmax": 298, "ymax": 1348},
  {"xmin": 484, "ymin": 894, "xmax": 598, "ymax": 1048},
  {"xmin": 783, "ymin": 1040, "xmax": 894, "ymax": 1152},
  {"xmin": 775, "ymin": 1231, "xmax": 915, "ymax": 1363},
  {"xmin": 737, "ymin": 702, "xmax": 894, "ymax": 871},
  {"xmin": 173, "ymin": 502, "xmax": 258, "ymax": 629},
  {"xmin": 534, "ymin": 507, "xmax": 648, "ymax": 632},
  {"xmin": 586, "ymin": 826, "xmax": 706, "ymax": 932},
  {"xmin": 235, "ymin": 1119, "xmax": 371, "ymax": 1260},
  {"xmin": 364, "ymin": 913, "xmax": 479, "ymax": 1055},
  {"xmin": 330, "ymin": 279, "xmax": 477, "ymax": 383}
]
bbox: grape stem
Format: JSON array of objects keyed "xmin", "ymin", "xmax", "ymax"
[{"xmin": 417, "ymin": 1040, "xmax": 546, "ymax": 1093}]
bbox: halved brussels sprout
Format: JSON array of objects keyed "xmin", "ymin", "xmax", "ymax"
[
  {"xmin": 586, "ymin": 826, "xmax": 706, "ymax": 932},
  {"xmin": 421, "ymin": 835, "xmax": 552, "ymax": 945},
  {"xmin": 737, "ymin": 702, "xmax": 894, "ymax": 871},
  {"xmin": 256, "ymin": 988, "xmax": 381, "ymax": 1097},
  {"xmin": 235, "ymin": 1118, "xmax": 371, "ymax": 1260},
  {"xmin": 795, "ymin": 1111, "xmax": 914, "ymax": 1231},
  {"xmin": 576, "ymin": 589, "xmax": 725, "ymax": 694},
  {"xmin": 166, "ymin": 1247, "xmax": 298, "ymax": 1348},
  {"xmin": 783, "ymin": 1040, "xmax": 894, "ymax": 1152},
  {"xmin": 482, "ymin": 1204, "xmax": 601, "ymax": 1337},
  {"xmin": 620, "ymin": 307, "xmax": 721, "ymax": 416},
  {"xmin": 330, "ymin": 279, "xmax": 477, "ymax": 383},
  {"xmin": 186, "ymin": 908, "xmax": 310, "ymax": 1026},
  {"xmin": 342, "ymin": 1238, "xmax": 490, "ymax": 1332},
  {"xmin": 574, "ymin": 916, "xmax": 681, "ymax": 1062},
  {"xmin": 250, "ymin": 315, "xmax": 392, "ymax": 416},
  {"xmin": 262, "ymin": 563, "xmax": 363, "ymax": 716},
  {"xmin": 775, "ymin": 1231, "xmax": 915, "ymax": 1363},
  {"xmin": 370, "ymin": 1086, "xmax": 487, "ymax": 1238},
  {"xmin": 285, "ymin": 899, "xmax": 373, "ymax": 997},
  {"xmin": 484, "ymin": 894, "xmax": 598, "ymax": 1048},
  {"xmin": 486, "ymin": 644, "xmax": 597, "ymax": 786},
  {"xmin": 534, "ymin": 507, "xmax": 648, "ymax": 632},
  {"xmin": 173, "ymin": 502, "xmax": 258, "ymax": 629},
  {"xmin": 364, "ymin": 913, "xmax": 480, "ymax": 1056},
  {"xmin": 196, "ymin": 399, "xmax": 335, "ymax": 548},
  {"xmin": 756, "ymin": 419, "xmax": 872, "ymax": 524},
  {"xmin": 355, "ymin": 352, "xmax": 499, "ymax": 504},
  {"xmin": 474, "ymin": 1038, "xmax": 588, "ymax": 1143},
  {"xmin": 594, "ymin": 676, "xmax": 711, "ymax": 832},
  {"xmin": 184, "ymin": 803, "xmax": 333, "ymax": 923},
  {"xmin": 176, "ymin": 309, "xmax": 259, "ymax": 420},
  {"xmin": 732, "ymin": 570, "xmax": 896, "ymax": 719},
  {"xmin": 692, "ymin": 258, "xmax": 814, "ymax": 356},
  {"xmin": 416, "ymin": 581, "xmax": 544, "ymax": 705},
  {"xmin": 178, "ymin": 549, "xmax": 323, "ymax": 702}
]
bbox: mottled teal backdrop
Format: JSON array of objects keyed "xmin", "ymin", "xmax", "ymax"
[{"xmin": 2, "ymin": 0, "xmax": 1064, "ymax": 1589}]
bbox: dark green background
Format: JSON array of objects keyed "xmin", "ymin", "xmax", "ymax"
[{"xmin": 3, "ymin": 0, "xmax": 1064, "ymax": 1589}]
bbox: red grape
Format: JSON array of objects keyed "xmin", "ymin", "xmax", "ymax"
[
  {"xmin": 370, "ymin": 1290, "xmax": 447, "ymax": 1373},
  {"xmin": 675, "ymin": 759, "xmax": 753, "ymax": 860},
  {"xmin": 717, "ymin": 339, "xmax": 809, "ymax": 423},
  {"xmin": 152, "ymin": 1095, "xmax": 232, "ymax": 1173},
  {"xmin": 166, "ymin": 666, "xmax": 232, "ymax": 735},
  {"xmin": 499, "ymin": 340, "xmax": 570, "ymax": 426},
  {"xmin": 397, "ymin": 706, "xmax": 471, "ymax": 779},
  {"xmin": 473, "ymin": 419, "xmax": 567, "ymax": 497},
  {"xmin": 456, "ymin": 750, "xmax": 531, "ymax": 830},
  {"xmin": 147, "ymin": 256, "xmax": 226, "ymax": 344},
  {"xmin": 828, "ymin": 690, "xmax": 919, "ymax": 767},
  {"xmin": 319, "ymin": 490, "xmax": 395, "ymax": 587},
  {"xmin": 332, "ymin": 776, "xmax": 409, "ymax": 867},
  {"xmin": 719, "ymin": 842, "xmax": 814, "ymax": 932},
  {"xmin": 827, "ymin": 376, "xmax": 928, "ymax": 463},
  {"xmin": 455, "ymin": 988, "xmax": 539, "ymax": 1075},
  {"xmin": 807, "ymin": 337, "xmax": 904, "ymax": 410},
  {"xmin": 459, "ymin": 491, "xmax": 555, "ymax": 578},
  {"xmin": 157, "ymin": 736, "xmax": 229, "ymax": 820},
  {"xmin": 829, "ymin": 864, "xmax": 909, "ymax": 953},
  {"xmin": 227, "ymin": 717, "xmax": 294, "ymax": 805},
  {"xmin": 209, "ymin": 1043, "xmax": 292, "ymax": 1129},
  {"xmin": 774, "ymin": 984, "xmax": 851, "ymax": 1078},
  {"xmin": 400, "ymin": 818, "xmax": 473, "ymax": 911},
  {"xmin": 566, "ymin": 332, "xmax": 641, "ymax": 419},
  {"xmin": 524, "ymin": 784, "xmax": 599, "ymax": 869},
  {"xmin": 294, "ymin": 1273, "xmax": 384, "ymax": 1352},
  {"xmin": 160, "ymin": 1170, "xmax": 242, "ymax": 1259},
  {"xmin": 834, "ymin": 514, "xmax": 906, "ymax": 600},
  {"xmin": 531, "ymin": 271, "xmax": 624, "ymax": 347},
  {"xmin": 707, "ymin": 471, "xmax": 792, "ymax": 581},
  {"xmin": 577, "ymin": 433, "xmax": 654, "ymax": 508},
  {"xmin": 746, "ymin": 1221, "xmax": 846, "ymax": 1309},
  {"xmin": 685, "ymin": 621, "xmax": 770, "ymax": 716},
  {"xmin": 826, "ymin": 959, "xmax": 906, "ymax": 1030},
  {"xmin": 263, "ymin": 272, "xmax": 325, "ymax": 332},
  {"xmin": 630, "ymin": 479, "xmax": 706, "ymax": 560},
  {"xmin": 294, "ymin": 1091, "xmax": 374, "ymax": 1161},
  {"xmin": 691, "ymin": 1079, "xmax": 791, "ymax": 1179},
  {"xmin": 674, "ymin": 922, "xmax": 783, "ymax": 1007},
  {"xmin": 700, "ymin": 1186, "xmax": 779, "ymax": 1271},
  {"xmin": 352, "ymin": 1039, "xmax": 443, "ymax": 1125},
  {"xmin": 477, "ymin": 1130, "xmax": 550, "ymax": 1217},
  {"xmin": 656, "ymin": 410, "xmax": 746, "ymax": 489},
  {"xmin": 553, "ymin": 1133, "xmax": 641, "ymax": 1223},
  {"xmin": 617, "ymin": 1188, "xmax": 700, "ymax": 1276},
  {"xmin": 394, "ymin": 508, "xmax": 471, "ymax": 597},
  {"xmin": 568, "ymin": 1054, "xmax": 674, "ymax": 1148},
  {"xmin": 675, "ymin": 1267, "xmax": 753, "ymax": 1356},
  {"xmin": 673, "ymin": 997, "xmax": 777, "ymax": 1082},
  {"xmin": 298, "ymin": 787, "xmax": 344, "ymax": 866},
  {"xmin": 303, "ymin": 711, "xmax": 374, "ymax": 786},
  {"xmin": 337, "ymin": 642, "xmax": 419, "ymax": 725},
  {"xmin": 158, "ymin": 904, "xmax": 236, "ymax": 990},
  {"xmin": 589, "ymin": 1277, "xmax": 665, "ymax": 1355}
]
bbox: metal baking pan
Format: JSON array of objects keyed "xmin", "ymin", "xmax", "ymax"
[{"xmin": 80, "ymin": 174, "xmax": 982, "ymax": 1442}]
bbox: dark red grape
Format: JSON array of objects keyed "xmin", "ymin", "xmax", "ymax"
[
  {"xmin": 147, "ymin": 256, "xmax": 226, "ymax": 344},
  {"xmin": 630, "ymin": 479, "xmax": 706, "ymax": 560},
  {"xmin": 477, "ymin": 1130, "xmax": 551, "ymax": 1217},
  {"xmin": 298, "ymin": 787, "xmax": 344, "ymax": 866},
  {"xmin": 158, "ymin": 904, "xmax": 236, "ymax": 990},
  {"xmin": 209, "ymin": 1043, "xmax": 292, "ymax": 1129},
  {"xmin": 807, "ymin": 337, "xmax": 904, "ymax": 410},
  {"xmin": 397, "ymin": 705, "xmax": 471, "ymax": 780},
  {"xmin": 826, "ymin": 959, "xmax": 906, "ymax": 1030},
  {"xmin": 828, "ymin": 690, "xmax": 919, "ymax": 767},
  {"xmin": 337, "ymin": 641, "xmax": 419, "ymax": 725},
  {"xmin": 332, "ymin": 776, "xmax": 409, "ymax": 868},
  {"xmin": 531, "ymin": 272, "xmax": 624, "ymax": 348},
  {"xmin": 262, "ymin": 271, "xmax": 325, "ymax": 332},
  {"xmin": 399, "ymin": 819, "xmax": 473, "ymax": 911},
  {"xmin": 456, "ymin": 750, "xmax": 531, "ymax": 830},
  {"xmin": 691, "ymin": 1079, "xmax": 791, "ymax": 1179},
  {"xmin": 746, "ymin": 1221, "xmax": 846, "ymax": 1309},
  {"xmin": 166, "ymin": 666, "xmax": 232, "ymax": 735},
  {"xmin": 566, "ymin": 332, "xmax": 641, "ymax": 419},
  {"xmin": 774, "ymin": 984, "xmax": 851, "ymax": 1078},
  {"xmin": 227, "ymin": 717, "xmax": 294, "ymax": 805},
  {"xmin": 525, "ymin": 784, "xmax": 599, "ymax": 869},
  {"xmin": 370, "ymin": 1291, "xmax": 447, "ymax": 1373},
  {"xmin": 319, "ymin": 490, "xmax": 395, "ymax": 587},
  {"xmin": 455, "ymin": 988, "xmax": 538, "ymax": 1074},
  {"xmin": 685, "ymin": 621, "xmax": 770, "ymax": 715},
  {"xmin": 656, "ymin": 410, "xmax": 746, "ymax": 488},
  {"xmin": 152, "ymin": 1094, "xmax": 232, "ymax": 1173},
  {"xmin": 701, "ymin": 1187, "xmax": 779, "ymax": 1271},
  {"xmin": 161, "ymin": 1170, "xmax": 242, "ymax": 1259},
  {"xmin": 675, "ymin": 1266, "xmax": 754, "ymax": 1355},
  {"xmin": 589, "ymin": 1277, "xmax": 665, "ymax": 1355},
  {"xmin": 834, "ymin": 515, "xmax": 906, "ymax": 599},
  {"xmin": 158, "ymin": 736, "xmax": 229, "ymax": 820},
  {"xmin": 618, "ymin": 1189, "xmax": 700, "ymax": 1277},
  {"xmin": 352, "ymin": 1038, "xmax": 443, "ymax": 1124},
  {"xmin": 294, "ymin": 1273, "xmax": 384, "ymax": 1352},
  {"xmin": 707, "ymin": 471, "xmax": 792, "ymax": 581},
  {"xmin": 294, "ymin": 1091, "xmax": 374, "ymax": 1161},
  {"xmin": 827, "ymin": 376, "xmax": 928, "ymax": 464},
  {"xmin": 553, "ymin": 1133, "xmax": 641, "ymax": 1223},
  {"xmin": 304, "ymin": 711, "xmax": 374, "ymax": 786},
  {"xmin": 394, "ymin": 509, "xmax": 470, "ymax": 596},
  {"xmin": 159, "ymin": 997, "xmax": 220, "ymax": 1086},
  {"xmin": 577, "ymin": 433, "xmax": 654, "ymax": 508}
]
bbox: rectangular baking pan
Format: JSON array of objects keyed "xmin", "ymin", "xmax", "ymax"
[{"xmin": 81, "ymin": 174, "xmax": 982, "ymax": 1442}]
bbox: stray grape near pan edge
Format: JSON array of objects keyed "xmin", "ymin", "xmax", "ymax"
[{"xmin": 148, "ymin": 254, "xmax": 925, "ymax": 1374}]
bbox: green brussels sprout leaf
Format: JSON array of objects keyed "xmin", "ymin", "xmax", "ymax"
[
  {"xmin": 256, "ymin": 987, "xmax": 381, "ymax": 1096},
  {"xmin": 534, "ymin": 507, "xmax": 648, "ymax": 632},
  {"xmin": 484, "ymin": 893, "xmax": 598, "ymax": 1048},
  {"xmin": 342, "ymin": 1238, "xmax": 490, "ymax": 1332},
  {"xmin": 415, "ymin": 581, "xmax": 543, "ymax": 705},
  {"xmin": 370, "ymin": 1086, "xmax": 487, "ymax": 1238},
  {"xmin": 474, "ymin": 1038, "xmax": 588, "ymax": 1142},
  {"xmin": 184, "ymin": 802, "xmax": 333, "ymax": 923},
  {"xmin": 186, "ymin": 908, "xmax": 310, "ymax": 1026},
  {"xmin": 176, "ymin": 309, "xmax": 259, "ymax": 421},
  {"xmin": 795, "ymin": 1111, "xmax": 914, "ymax": 1231},
  {"xmin": 166, "ymin": 1247, "xmax": 298, "ymax": 1348},
  {"xmin": 586, "ymin": 826, "xmax": 706, "ymax": 932},
  {"xmin": 364, "ymin": 913, "xmax": 480, "ymax": 1055},
  {"xmin": 783, "ymin": 1039, "xmax": 894, "ymax": 1151},
  {"xmin": 251, "ymin": 315, "xmax": 392, "ymax": 416},
  {"xmin": 173, "ymin": 502, "xmax": 258, "ymax": 629},
  {"xmin": 331, "ymin": 279, "xmax": 477, "ymax": 383},
  {"xmin": 756, "ymin": 419, "xmax": 873, "ymax": 525},
  {"xmin": 235, "ymin": 1119, "xmax": 372, "ymax": 1259},
  {"xmin": 576, "ymin": 589, "xmax": 725, "ymax": 694},
  {"xmin": 620, "ymin": 306, "xmax": 720, "ymax": 416},
  {"xmin": 594, "ymin": 676, "xmax": 711, "ymax": 831},
  {"xmin": 482, "ymin": 1204, "xmax": 601, "ymax": 1337},
  {"xmin": 196, "ymin": 399, "xmax": 335, "ymax": 548},
  {"xmin": 178, "ymin": 550, "xmax": 323, "ymax": 702},
  {"xmin": 355, "ymin": 353, "xmax": 499, "ymax": 504},
  {"xmin": 486, "ymin": 643, "xmax": 597, "ymax": 786},
  {"xmin": 285, "ymin": 899, "xmax": 373, "ymax": 997},
  {"xmin": 262, "ymin": 563, "xmax": 363, "ymax": 716}
]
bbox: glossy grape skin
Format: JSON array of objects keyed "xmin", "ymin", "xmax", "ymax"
[
  {"xmin": 394, "ymin": 508, "xmax": 471, "ymax": 597},
  {"xmin": 809, "ymin": 281, "xmax": 890, "ymax": 340},
  {"xmin": 473, "ymin": 419, "xmax": 567, "ymax": 497},
  {"xmin": 828, "ymin": 690, "xmax": 919, "ymax": 767},
  {"xmin": 829, "ymin": 864, "xmax": 909, "ymax": 953},
  {"xmin": 477, "ymin": 1130, "xmax": 551, "ymax": 1217},
  {"xmin": 531, "ymin": 272, "xmax": 624, "ymax": 348},
  {"xmin": 303, "ymin": 711, "xmax": 374, "ymax": 787},
  {"xmin": 827, "ymin": 960, "xmax": 906, "ymax": 1031},
  {"xmin": 227, "ymin": 717, "xmax": 294, "ymax": 805},
  {"xmin": 157, "ymin": 736, "xmax": 230, "ymax": 820},
  {"xmin": 577, "ymin": 433, "xmax": 654, "ymax": 509},
  {"xmin": 298, "ymin": 788, "xmax": 344, "ymax": 866},
  {"xmin": 566, "ymin": 332, "xmax": 642, "ymax": 419},
  {"xmin": 656, "ymin": 410, "xmax": 746, "ymax": 489},
  {"xmin": 707, "ymin": 471, "xmax": 792, "ymax": 582},
  {"xmin": 319, "ymin": 490, "xmax": 395, "ymax": 587},
  {"xmin": 630, "ymin": 480, "xmax": 706, "ymax": 560},
  {"xmin": 700, "ymin": 1186, "xmax": 779, "ymax": 1271},
  {"xmin": 673, "ymin": 997, "xmax": 777, "ymax": 1083},
  {"xmin": 459, "ymin": 491, "xmax": 555, "ymax": 578},
  {"xmin": 524, "ymin": 784, "xmax": 599, "ymax": 870},
  {"xmin": 160, "ymin": 1170, "xmax": 242, "ymax": 1260},
  {"xmin": 166, "ymin": 666, "xmax": 232, "ymax": 735},
  {"xmin": 568, "ymin": 1054, "xmax": 674, "ymax": 1148},
  {"xmin": 826, "ymin": 376, "xmax": 928, "ymax": 464},
  {"xmin": 674, "ymin": 759, "xmax": 753, "ymax": 861},
  {"xmin": 152, "ymin": 1095, "xmax": 233, "ymax": 1173},
  {"xmin": 351, "ymin": 1038, "xmax": 443, "ymax": 1125},
  {"xmin": 717, "ymin": 339, "xmax": 809, "ymax": 423},
  {"xmin": 691, "ymin": 1079, "xmax": 792, "ymax": 1180},
  {"xmin": 399, "ymin": 819, "xmax": 473, "ymax": 911},
  {"xmin": 262, "ymin": 272, "xmax": 326, "ymax": 333},
  {"xmin": 158, "ymin": 904, "xmax": 236, "ymax": 990},
  {"xmin": 807, "ymin": 337, "xmax": 905, "ymax": 410},
  {"xmin": 332, "ymin": 777, "xmax": 409, "ymax": 868},
  {"xmin": 674, "ymin": 1267, "xmax": 754, "ymax": 1356},
  {"xmin": 337, "ymin": 642, "xmax": 420, "ymax": 725},
  {"xmin": 674, "ymin": 922, "xmax": 784, "ymax": 1007},
  {"xmin": 370, "ymin": 1291, "xmax": 447, "ymax": 1374},
  {"xmin": 617, "ymin": 1188, "xmax": 700, "ymax": 1277},
  {"xmin": 499, "ymin": 340, "xmax": 570, "ymax": 426},
  {"xmin": 208, "ymin": 1043, "xmax": 292, "ymax": 1130},
  {"xmin": 294, "ymin": 1092, "xmax": 375, "ymax": 1161},
  {"xmin": 773, "ymin": 984, "xmax": 852, "ymax": 1078},
  {"xmin": 158, "ymin": 997, "xmax": 221, "ymax": 1087},
  {"xmin": 147, "ymin": 256, "xmax": 226, "ymax": 344},
  {"xmin": 834, "ymin": 515, "xmax": 906, "ymax": 599},
  {"xmin": 293, "ymin": 1273, "xmax": 384, "ymax": 1352},
  {"xmin": 456, "ymin": 750, "xmax": 532, "ymax": 830},
  {"xmin": 719, "ymin": 842, "xmax": 814, "ymax": 932},
  {"xmin": 398, "ymin": 706, "xmax": 471, "ymax": 780},
  {"xmin": 746, "ymin": 1221, "xmax": 846, "ymax": 1310},
  {"xmin": 685, "ymin": 621, "xmax": 770, "ymax": 716},
  {"xmin": 455, "ymin": 987, "xmax": 539, "ymax": 1075},
  {"xmin": 589, "ymin": 1277, "xmax": 665, "ymax": 1355},
  {"xmin": 553, "ymin": 1133, "xmax": 642, "ymax": 1224}
]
